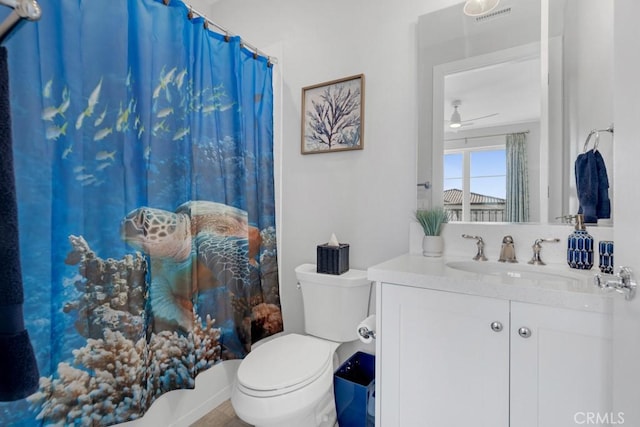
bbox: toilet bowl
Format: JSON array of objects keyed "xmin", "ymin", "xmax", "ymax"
[
  {"xmin": 231, "ymin": 333, "xmax": 339, "ymax": 427},
  {"xmin": 231, "ymin": 264, "xmax": 372, "ymax": 427}
]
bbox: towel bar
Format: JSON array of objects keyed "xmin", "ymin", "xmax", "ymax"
[{"xmin": 582, "ymin": 124, "xmax": 614, "ymax": 153}]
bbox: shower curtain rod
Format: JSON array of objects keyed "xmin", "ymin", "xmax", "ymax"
[
  {"xmin": 445, "ymin": 130, "xmax": 529, "ymax": 142},
  {"xmin": 0, "ymin": 0, "xmax": 41, "ymax": 40},
  {"xmin": 183, "ymin": 2, "xmax": 278, "ymax": 65}
]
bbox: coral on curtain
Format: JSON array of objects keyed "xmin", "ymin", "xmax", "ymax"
[
  {"xmin": 505, "ymin": 132, "xmax": 530, "ymax": 222},
  {"xmin": 0, "ymin": 0, "xmax": 281, "ymax": 425}
]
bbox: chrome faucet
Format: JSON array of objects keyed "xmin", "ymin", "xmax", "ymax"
[
  {"xmin": 461, "ymin": 234, "xmax": 488, "ymax": 261},
  {"xmin": 498, "ymin": 235, "xmax": 517, "ymax": 263},
  {"xmin": 528, "ymin": 238, "xmax": 560, "ymax": 265}
]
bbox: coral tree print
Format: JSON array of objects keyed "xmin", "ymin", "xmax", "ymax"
[
  {"xmin": 301, "ymin": 74, "xmax": 365, "ymax": 154},
  {"xmin": 0, "ymin": 0, "xmax": 281, "ymax": 425}
]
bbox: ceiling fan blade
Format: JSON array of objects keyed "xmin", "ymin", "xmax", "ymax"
[
  {"xmin": 444, "ymin": 122, "xmax": 475, "ymax": 131},
  {"xmin": 462, "ymin": 112, "xmax": 499, "ymax": 122}
]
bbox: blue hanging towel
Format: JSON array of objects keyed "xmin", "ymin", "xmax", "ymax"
[
  {"xmin": 0, "ymin": 46, "xmax": 39, "ymax": 401},
  {"xmin": 575, "ymin": 149, "xmax": 611, "ymax": 223},
  {"xmin": 593, "ymin": 150, "xmax": 611, "ymax": 220}
]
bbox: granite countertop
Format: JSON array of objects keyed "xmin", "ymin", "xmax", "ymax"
[{"xmin": 367, "ymin": 254, "xmax": 613, "ymax": 313}]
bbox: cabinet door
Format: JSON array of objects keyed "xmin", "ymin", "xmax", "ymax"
[
  {"xmin": 510, "ymin": 301, "xmax": 612, "ymax": 427},
  {"xmin": 379, "ymin": 284, "xmax": 510, "ymax": 427}
]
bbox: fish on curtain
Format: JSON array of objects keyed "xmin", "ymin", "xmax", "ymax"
[{"xmin": 0, "ymin": 0, "xmax": 281, "ymax": 425}]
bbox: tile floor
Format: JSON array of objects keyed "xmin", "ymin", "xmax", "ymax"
[{"xmin": 189, "ymin": 399, "xmax": 252, "ymax": 427}]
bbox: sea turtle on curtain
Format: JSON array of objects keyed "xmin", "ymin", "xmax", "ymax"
[{"xmin": 120, "ymin": 200, "xmax": 261, "ymax": 332}]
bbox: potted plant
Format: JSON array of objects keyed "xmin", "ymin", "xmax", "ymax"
[{"xmin": 415, "ymin": 207, "xmax": 449, "ymax": 257}]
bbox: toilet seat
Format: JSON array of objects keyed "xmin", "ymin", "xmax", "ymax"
[{"xmin": 236, "ymin": 334, "xmax": 333, "ymax": 398}]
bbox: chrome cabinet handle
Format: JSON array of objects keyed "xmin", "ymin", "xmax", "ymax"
[
  {"xmin": 518, "ymin": 327, "xmax": 532, "ymax": 338},
  {"xmin": 490, "ymin": 321, "xmax": 503, "ymax": 332}
]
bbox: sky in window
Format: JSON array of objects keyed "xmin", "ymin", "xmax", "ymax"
[{"xmin": 444, "ymin": 149, "xmax": 506, "ymax": 199}]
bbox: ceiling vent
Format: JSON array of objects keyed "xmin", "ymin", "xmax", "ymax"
[{"xmin": 475, "ymin": 7, "xmax": 512, "ymax": 23}]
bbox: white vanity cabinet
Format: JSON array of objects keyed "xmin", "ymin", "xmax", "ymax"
[
  {"xmin": 378, "ymin": 284, "xmax": 510, "ymax": 426},
  {"xmin": 377, "ymin": 282, "xmax": 612, "ymax": 427},
  {"xmin": 510, "ymin": 301, "xmax": 612, "ymax": 427}
]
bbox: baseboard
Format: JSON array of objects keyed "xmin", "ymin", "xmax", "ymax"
[{"xmin": 172, "ymin": 382, "xmax": 232, "ymax": 427}]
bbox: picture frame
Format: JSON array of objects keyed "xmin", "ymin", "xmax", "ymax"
[{"xmin": 301, "ymin": 74, "xmax": 365, "ymax": 154}]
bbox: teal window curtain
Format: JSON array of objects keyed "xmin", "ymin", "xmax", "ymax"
[{"xmin": 505, "ymin": 132, "xmax": 530, "ymax": 222}]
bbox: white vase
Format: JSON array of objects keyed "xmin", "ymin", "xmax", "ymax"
[{"xmin": 422, "ymin": 235, "xmax": 444, "ymax": 257}]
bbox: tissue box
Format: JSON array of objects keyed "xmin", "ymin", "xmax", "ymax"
[{"xmin": 317, "ymin": 243, "xmax": 349, "ymax": 275}]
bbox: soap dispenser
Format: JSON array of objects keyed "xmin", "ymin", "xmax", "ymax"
[{"xmin": 567, "ymin": 214, "xmax": 594, "ymax": 270}]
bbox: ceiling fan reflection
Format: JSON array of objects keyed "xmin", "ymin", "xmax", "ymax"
[{"xmin": 446, "ymin": 99, "xmax": 499, "ymax": 129}]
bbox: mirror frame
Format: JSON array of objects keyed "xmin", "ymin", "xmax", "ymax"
[{"xmin": 419, "ymin": 0, "xmax": 613, "ymax": 226}]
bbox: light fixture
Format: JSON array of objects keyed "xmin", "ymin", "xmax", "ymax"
[
  {"xmin": 463, "ymin": 0, "xmax": 500, "ymax": 17},
  {"xmin": 449, "ymin": 100, "xmax": 462, "ymax": 129}
]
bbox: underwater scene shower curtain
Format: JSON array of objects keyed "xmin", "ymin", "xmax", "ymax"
[{"xmin": 0, "ymin": 0, "xmax": 281, "ymax": 424}]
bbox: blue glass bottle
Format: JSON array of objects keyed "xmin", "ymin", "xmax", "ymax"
[
  {"xmin": 598, "ymin": 241, "xmax": 614, "ymax": 274},
  {"xmin": 567, "ymin": 214, "xmax": 594, "ymax": 270}
]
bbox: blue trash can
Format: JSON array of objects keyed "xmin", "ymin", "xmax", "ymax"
[{"xmin": 334, "ymin": 351, "xmax": 375, "ymax": 427}]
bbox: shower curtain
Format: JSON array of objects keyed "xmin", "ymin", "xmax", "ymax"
[{"xmin": 0, "ymin": 0, "xmax": 281, "ymax": 425}]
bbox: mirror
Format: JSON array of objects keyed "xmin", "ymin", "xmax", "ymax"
[
  {"xmin": 438, "ymin": 44, "xmax": 542, "ymax": 222},
  {"xmin": 417, "ymin": 0, "xmax": 614, "ymax": 225}
]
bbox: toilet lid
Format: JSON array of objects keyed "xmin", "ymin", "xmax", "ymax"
[{"xmin": 237, "ymin": 334, "xmax": 332, "ymax": 393}]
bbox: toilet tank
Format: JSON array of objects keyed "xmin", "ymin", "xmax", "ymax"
[{"xmin": 295, "ymin": 263, "xmax": 372, "ymax": 342}]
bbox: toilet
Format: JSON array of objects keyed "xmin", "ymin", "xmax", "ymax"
[{"xmin": 231, "ymin": 263, "xmax": 372, "ymax": 427}]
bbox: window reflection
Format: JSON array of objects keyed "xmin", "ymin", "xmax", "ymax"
[{"xmin": 444, "ymin": 148, "xmax": 506, "ymax": 222}]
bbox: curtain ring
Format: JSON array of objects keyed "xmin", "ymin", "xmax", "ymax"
[
  {"xmin": 163, "ymin": 0, "xmax": 170, "ymax": 5},
  {"xmin": 187, "ymin": 8, "xmax": 194, "ymax": 20}
]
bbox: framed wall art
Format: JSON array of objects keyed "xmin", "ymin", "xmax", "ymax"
[{"xmin": 301, "ymin": 74, "xmax": 365, "ymax": 154}]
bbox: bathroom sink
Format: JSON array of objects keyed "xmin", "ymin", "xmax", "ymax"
[{"xmin": 445, "ymin": 260, "xmax": 588, "ymax": 288}]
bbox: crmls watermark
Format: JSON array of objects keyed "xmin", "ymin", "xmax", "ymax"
[{"xmin": 574, "ymin": 412, "xmax": 625, "ymax": 425}]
